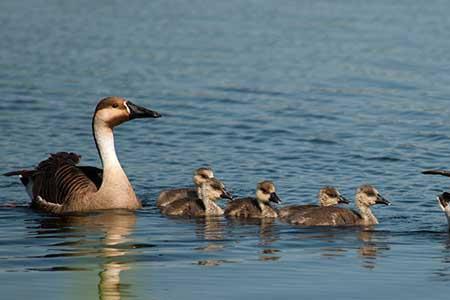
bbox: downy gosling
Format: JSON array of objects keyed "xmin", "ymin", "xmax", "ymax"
[
  {"xmin": 285, "ymin": 185, "xmax": 390, "ymax": 226},
  {"xmin": 157, "ymin": 167, "xmax": 214, "ymax": 209},
  {"xmin": 225, "ymin": 180, "xmax": 281, "ymax": 218},
  {"xmin": 279, "ymin": 186, "xmax": 349, "ymax": 219},
  {"xmin": 161, "ymin": 177, "xmax": 232, "ymax": 217}
]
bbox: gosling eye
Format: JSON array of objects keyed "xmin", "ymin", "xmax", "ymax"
[
  {"xmin": 366, "ymin": 192, "xmax": 376, "ymax": 197},
  {"xmin": 112, "ymin": 103, "xmax": 119, "ymax": 108},
  {"xmin": 200, "ymin": 174, "xmax": 209, "ymax": 179}
]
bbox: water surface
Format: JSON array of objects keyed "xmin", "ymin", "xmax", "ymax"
[{"xmin": 1, "ymin": 0, "xmax": 450, "ymax": 299}]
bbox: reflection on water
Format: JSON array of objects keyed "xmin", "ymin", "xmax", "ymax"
[
  {"xmin": 433, "ymin": 234, "xmax": 450, "ymax": 282},
  {"xmin": 226, "ymin": 218, "xmax": 280, "ymax": 246},
  {"xmin": 30, "ymin": 211, "xmax": 137, "ymax": 300},
  {"xmin": 226, "ymin": 218, "xmax": 281, "ymax": 261},
  {"xmin": 357, "ymin": 230, "xmax": 391, "ymax": 270},
  {"xmin": 290, "ymin": 226, "xmax": 391, "ymax": 269},
  {"xmin": 195, "ymin": 216, "xmax": 225, "ymax": 241}
]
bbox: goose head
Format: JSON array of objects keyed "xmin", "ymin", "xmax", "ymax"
[
  {"xmin": 255, "ymin": 180, "xmax": 282, "ymax": 205},
  {"xmin": 356, "ymin": 185, "xmax": 391, "ymax": 208},
  {"xmin": 193, "ymin": 167, "xmax": 214, "ymax": 187},
  {"xmin": 318, "ymin": 186, "xmax": 349, "ymax": 206},
  {"xmin": 93, "ymin": 96, "xmax": 161, "ymax": 128},
  {"xmin": 200, "ymin": 178, "xmax": 233, "ymax": 202}
]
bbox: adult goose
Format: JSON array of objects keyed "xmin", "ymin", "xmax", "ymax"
[
  {"xmin": 4, "ymin": 96, "xmax": 161, "ymax": 214},
  {"xmin": 422, "ymin": 169, "xmax": 450, "ymax": 230},
  {"xmin": 437, "ymin": 193, "xmax": 450, "ymax": 230},
  {"xmin": 156, "ymin": 167, "xmax": 214, "ymax": 209},
  {"xmin": 278, "ymin": 186, "xmax": 349, "ymax": 219},
  {"xmin": 285, "ymin": 185, "xmax": 390, "ymax": 226},
  {"xmin": 225, "ymin": 181, "xmax": 282, "ymax": 218}
]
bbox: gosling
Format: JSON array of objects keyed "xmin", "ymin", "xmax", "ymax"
[
  {"xmin": 278, "ymin": 186, "xmax": 349, "ymax": 219},
  {"xmin": 161, "ymin": 177, "xmax": 232, "ymax": 217},
  {"xmin": 157, "ymin": 167, "xmax": 214, "ymax": 209},
  {"xmin": 225, "ymin": 180, "xmax": 281, "ymax": 218},
  {"xmin": 285, "ymin": 184, "xmax": 390, "ymax": 226}
]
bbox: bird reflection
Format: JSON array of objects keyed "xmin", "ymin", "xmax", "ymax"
[
  {"xmin": 357, "ymin": 229, "xmax": 390, "ymax": 270},
  {"xmin": 290, "ymin": 226, "xmax": 390, "ymax": 268},
  {"xmin": 195, "ymin": 216, "xmax": 225, "ymax": 241},
  {"xmin": 30, "ymin": 211, "xmax": 137, "ymax": 300},
  {"xmin": 226, "ymin": 218, "xmax": 281, "ymax": 261},
  {"xmin": 433, "ymin": 234, "xmax": 450, "ymax": 281},
  {"xmin": 226, "ymin": 218, "xmax": 279, "ymax": 245},
  {"xmin": 194, "ymin": 216, "xmax": 226, "ymax": 253}
]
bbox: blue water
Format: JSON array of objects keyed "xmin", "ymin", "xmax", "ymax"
[{"xmin": 1, "ymin": 0, "xmax": 450, "ymax": 299}]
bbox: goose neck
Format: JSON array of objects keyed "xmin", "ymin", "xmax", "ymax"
[{"xmin": 357, "ymin": 202, "xmax": 378, "ymax": 225}]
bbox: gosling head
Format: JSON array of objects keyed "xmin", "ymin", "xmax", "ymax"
[
  {"xmin": 200, "ymin": 178, "xmax": 233, "ymax": 202},
  {"xmin": 193, "ymin": 167, "xmax": 214, "ymax": 187},
  {"xmin": 255, "ymin": 180, "xmax": 282, "ymax": 205},
  {"xmin": 93, "ymin": 96, "xmax": 161, "ymax": 128},
  {"xmin": 356, "ymin": 185, "xmax": 391, "ymax": 207},
  {"xmin": 318, "ymin": 186, "xmax": 349, "ymax": 206}
]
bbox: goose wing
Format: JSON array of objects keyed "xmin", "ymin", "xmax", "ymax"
[
  {"xmin": 77, "ymin": 165, "xmax": 103, "ymax": 189},
  {"xmin": 5, "ymin": 152, "xmax": 99, "ymax": 205},
  {"xmin": 422, "ymin": 169, "xmax": 450, "ymax": 177}
]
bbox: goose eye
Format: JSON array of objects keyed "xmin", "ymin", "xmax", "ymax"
[
  {"xmin": 112, "ymin": 103, "xmax": 119, "ymax": 108},
  {"xmin": 200, "ymin": 174, "xmax": 208, "ymax": 179}
]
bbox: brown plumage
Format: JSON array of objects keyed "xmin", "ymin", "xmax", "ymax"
[
  {"xmin": 225, "ymin": 197, "xmax": 278, "ymax": 218},
  {"xmin": 278, "ymin": 186, "xmax": 349, "ymax": 219},
  {"xmin": 156, "ymin": 167, "xmax": 214, "ymax": 209},
  {"xmin": 286, "ymin": 206, "xmax": 362, "ymax": 226},
  {"xmin": 225, "ymin": 181, "xmax": 281, "ymax": 219},
  {"xmin": 4, "ymin": 97, "xmax": 161, "ymax": 214},
  {"xmin": 161, "ymin": 197, "xmax": 212, "ymax": 217},
  {"xmin": 161, "ymin": 178, "xmax": 231, "ymax": 217},
  {"xmin": 157, "ymin": 188, "xmax": 197, "ymax": 208},
  {"xmin": 285, "ymin": 185, "xmax": 390, "ymax": 226}
]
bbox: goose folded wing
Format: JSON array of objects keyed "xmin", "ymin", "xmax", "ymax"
[{"xmin": 31, "ymin": 152, "xmax": 99, "ymax": 204}]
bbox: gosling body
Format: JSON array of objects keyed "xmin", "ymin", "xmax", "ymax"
[
  {"xmin": 286, "ymin": 185, "xmax": 390, "ymax": 226},
  {"xmin": 156, "ymin": 168, "xmax": 214, "ymax": 209},
  {"xmin": 225, "ymin": 181, "xmax": 281, "ymax": 219},
  {"xmin": 162, "ymin": 178, "xmax": 231, "ymax": 217},
  {"xmin": 278, "ymin": 186, "xmax": 349, "ymax": 219}
]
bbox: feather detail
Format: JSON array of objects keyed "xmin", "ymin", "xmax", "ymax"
[{"xmin": 5, "ymin": 152, "xmax": 99, "ymax": 207}]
